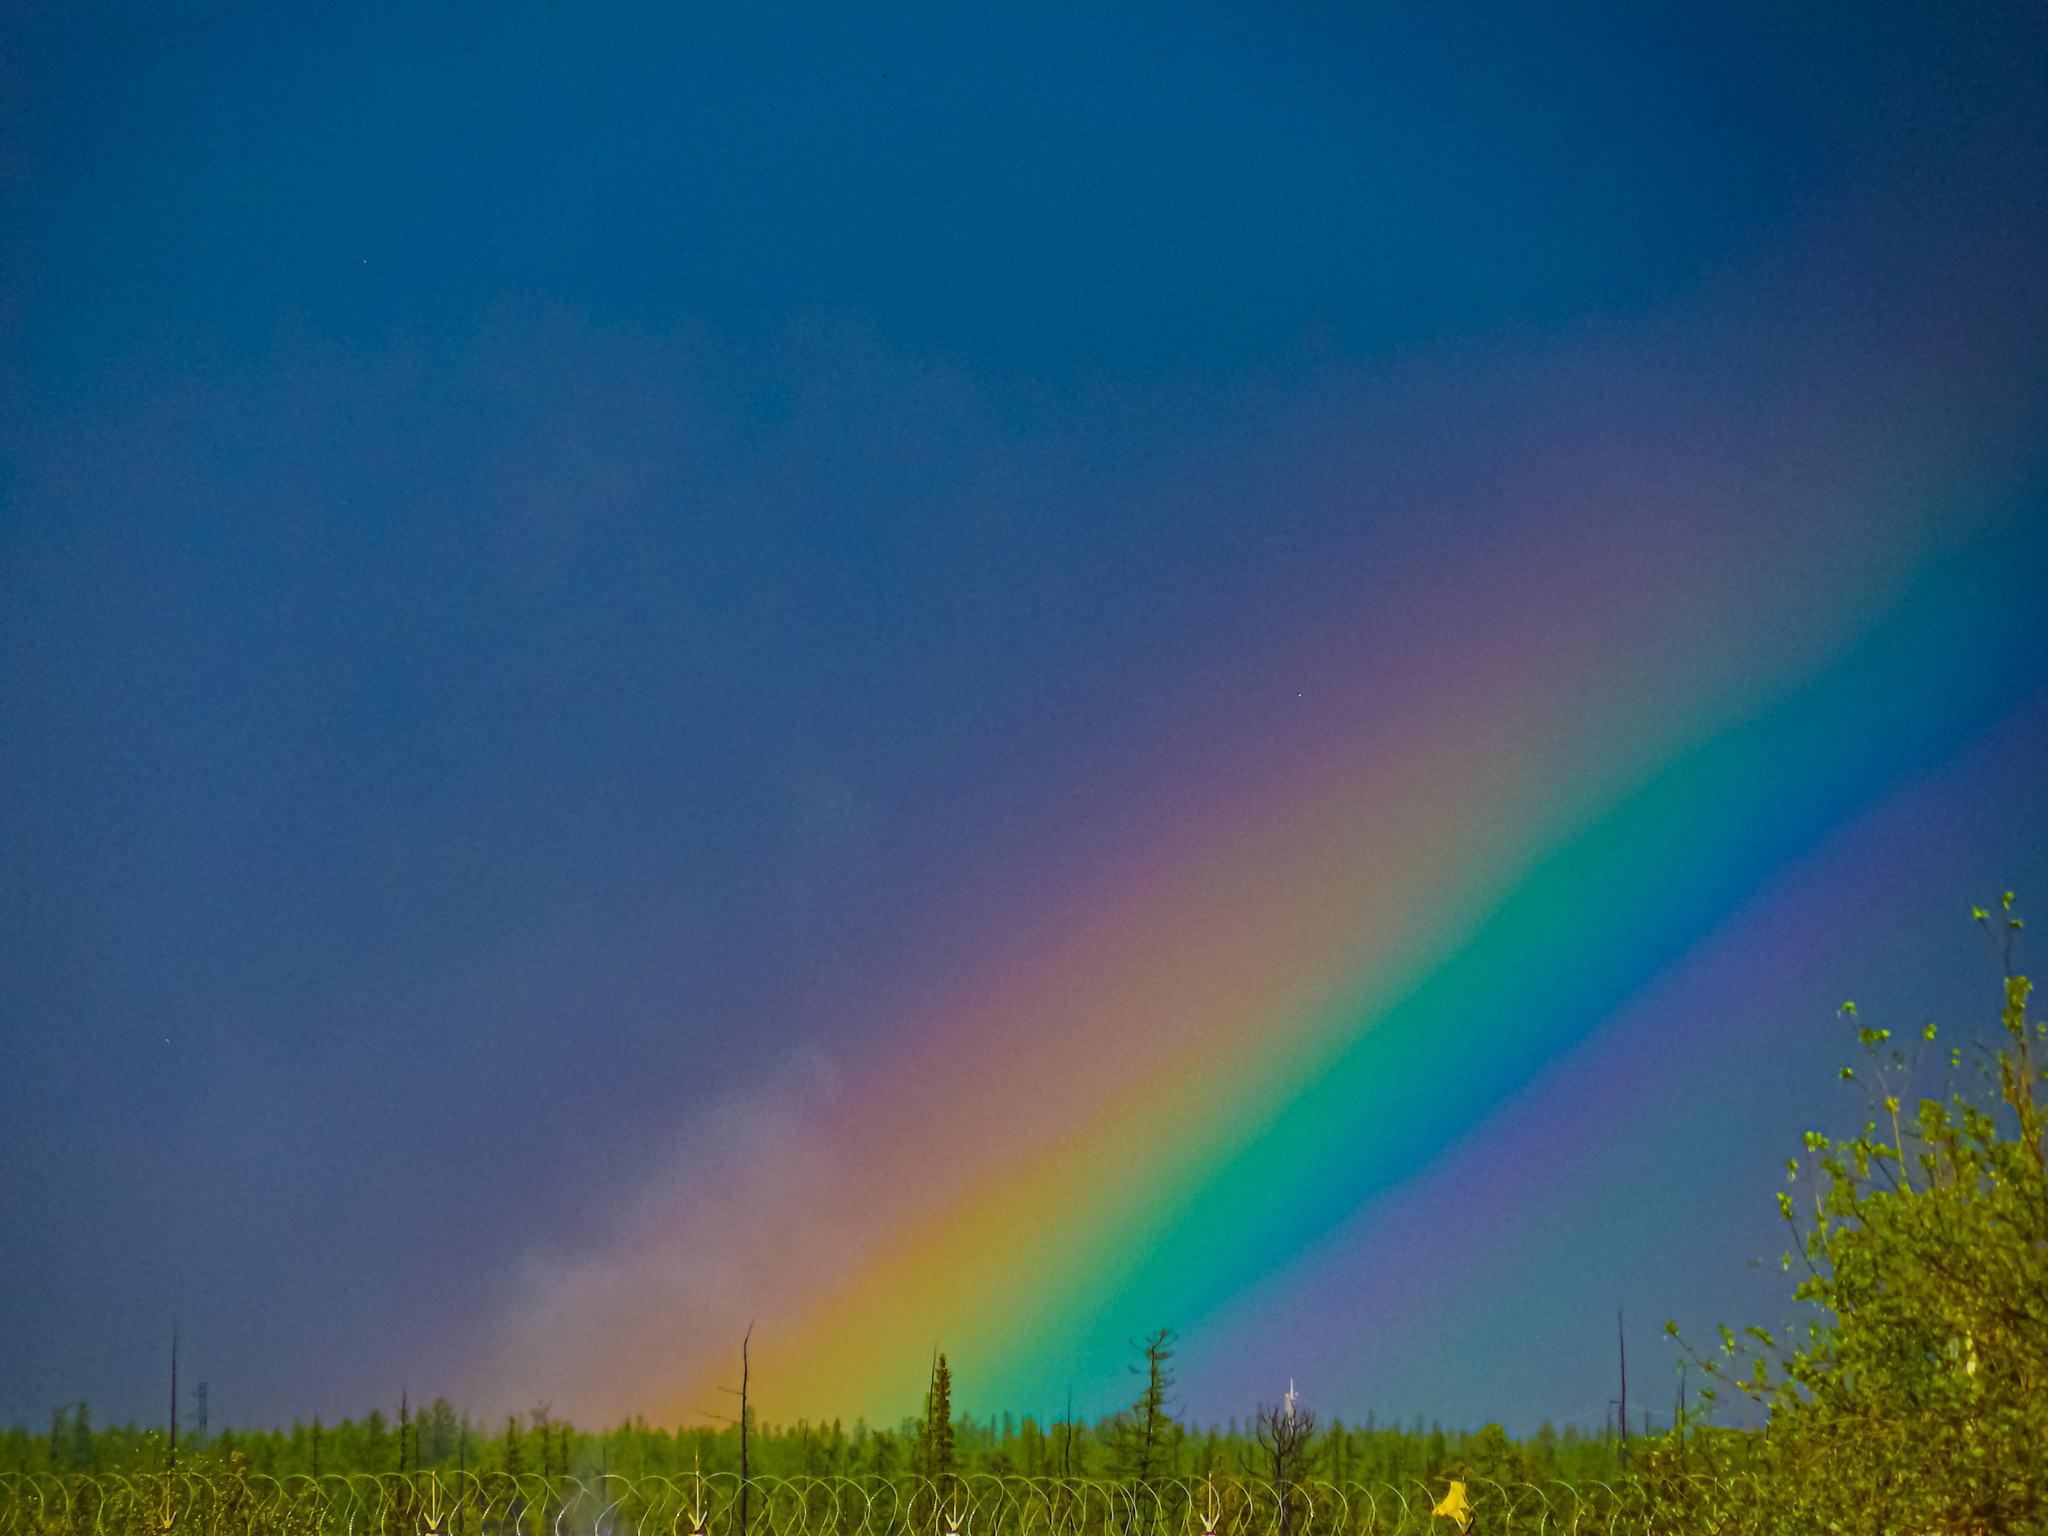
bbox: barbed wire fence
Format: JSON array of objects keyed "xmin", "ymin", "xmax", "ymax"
[{"xmin": 0, "ymin": 1471, "xmax": 1765, "ymax": 1536}]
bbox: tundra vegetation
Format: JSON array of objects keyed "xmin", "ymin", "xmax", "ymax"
[{"xmin": 0, "ymin": 1396, "xmax": 1624, "ymax": 1488}]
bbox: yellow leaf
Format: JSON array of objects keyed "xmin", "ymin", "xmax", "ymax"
[{"xmin": 1431, "ymin": 1482, "xmax": 1472, "ymax": 1530}]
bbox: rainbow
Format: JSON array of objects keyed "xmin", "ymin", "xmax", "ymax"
[
  {"xmin": 477, "ymin": 319, "xmax": 2048, "ymax": 1431},
  {"xmin": 717, "ymin": 513, "xmax": 2045, "ymax": 1423}
]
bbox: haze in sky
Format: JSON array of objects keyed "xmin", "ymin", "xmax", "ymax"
[{"xmin": 3, "ymin": 2, "xmax": 2046, "ymax": 1435}]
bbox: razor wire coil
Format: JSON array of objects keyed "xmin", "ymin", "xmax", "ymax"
[{"xmin": 0, "ymin": 1471, "xmax": 1754, "ymax": 1536}]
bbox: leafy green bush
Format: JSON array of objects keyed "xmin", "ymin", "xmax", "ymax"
[{"xmin": 1645, "ymin": 898, "xmax": 2047, "ymax": 1534}]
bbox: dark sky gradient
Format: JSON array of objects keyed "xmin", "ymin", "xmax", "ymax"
[
  {"xmin": 3, "ymin": 2, "xmax": 2046, "ymax": 1432},
  {"xmin": 16, "ymin": 7, "xmax": 1808, "ymax": 376}
]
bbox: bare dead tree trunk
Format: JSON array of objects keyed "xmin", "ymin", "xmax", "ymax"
[
  {"xmin": 1254, "ymin": 1387, "xmax": 1315, "ymax": 1536},
  {"xmin": 1618, "ymin": 1309, "xmax": 1629, "ymax": 1471},
  {"xmin": 739, "ymin": 1326, "xmax": 753, "ymax": 1536}
]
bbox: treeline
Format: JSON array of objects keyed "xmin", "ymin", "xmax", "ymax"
[{"xmin": 2, "ymin": 1402, "xmax": 1626, "ymax": 1487}]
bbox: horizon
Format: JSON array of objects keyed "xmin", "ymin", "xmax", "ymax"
[{"xmin": 16, "ymin": 1388, "xmax": 1666, "ymax": 1454}]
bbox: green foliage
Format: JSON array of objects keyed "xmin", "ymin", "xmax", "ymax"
[
  {"xmin": 1, "ymin": 1403, "xmax": 1626, "ymax": 1488},
  {"xmin": 1646, "ymin": 898, "xmax": 2048, "ymax": 1532},
  {"xmin": 418, "ymin": 1400, "xmax": 458, "ymax": 1467}
]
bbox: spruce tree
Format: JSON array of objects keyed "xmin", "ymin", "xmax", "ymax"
[
  {"xmin": 920, "ymin": 1354, "xmax": 955, "ymax": 1483},
  {"xmin": 915, "ymin": 1352, "xmax": 957, "ymax": 1534},
  {"xmin": 1115, "ymin": 1331, "xmax": 1177, "ymax": 1487}
]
